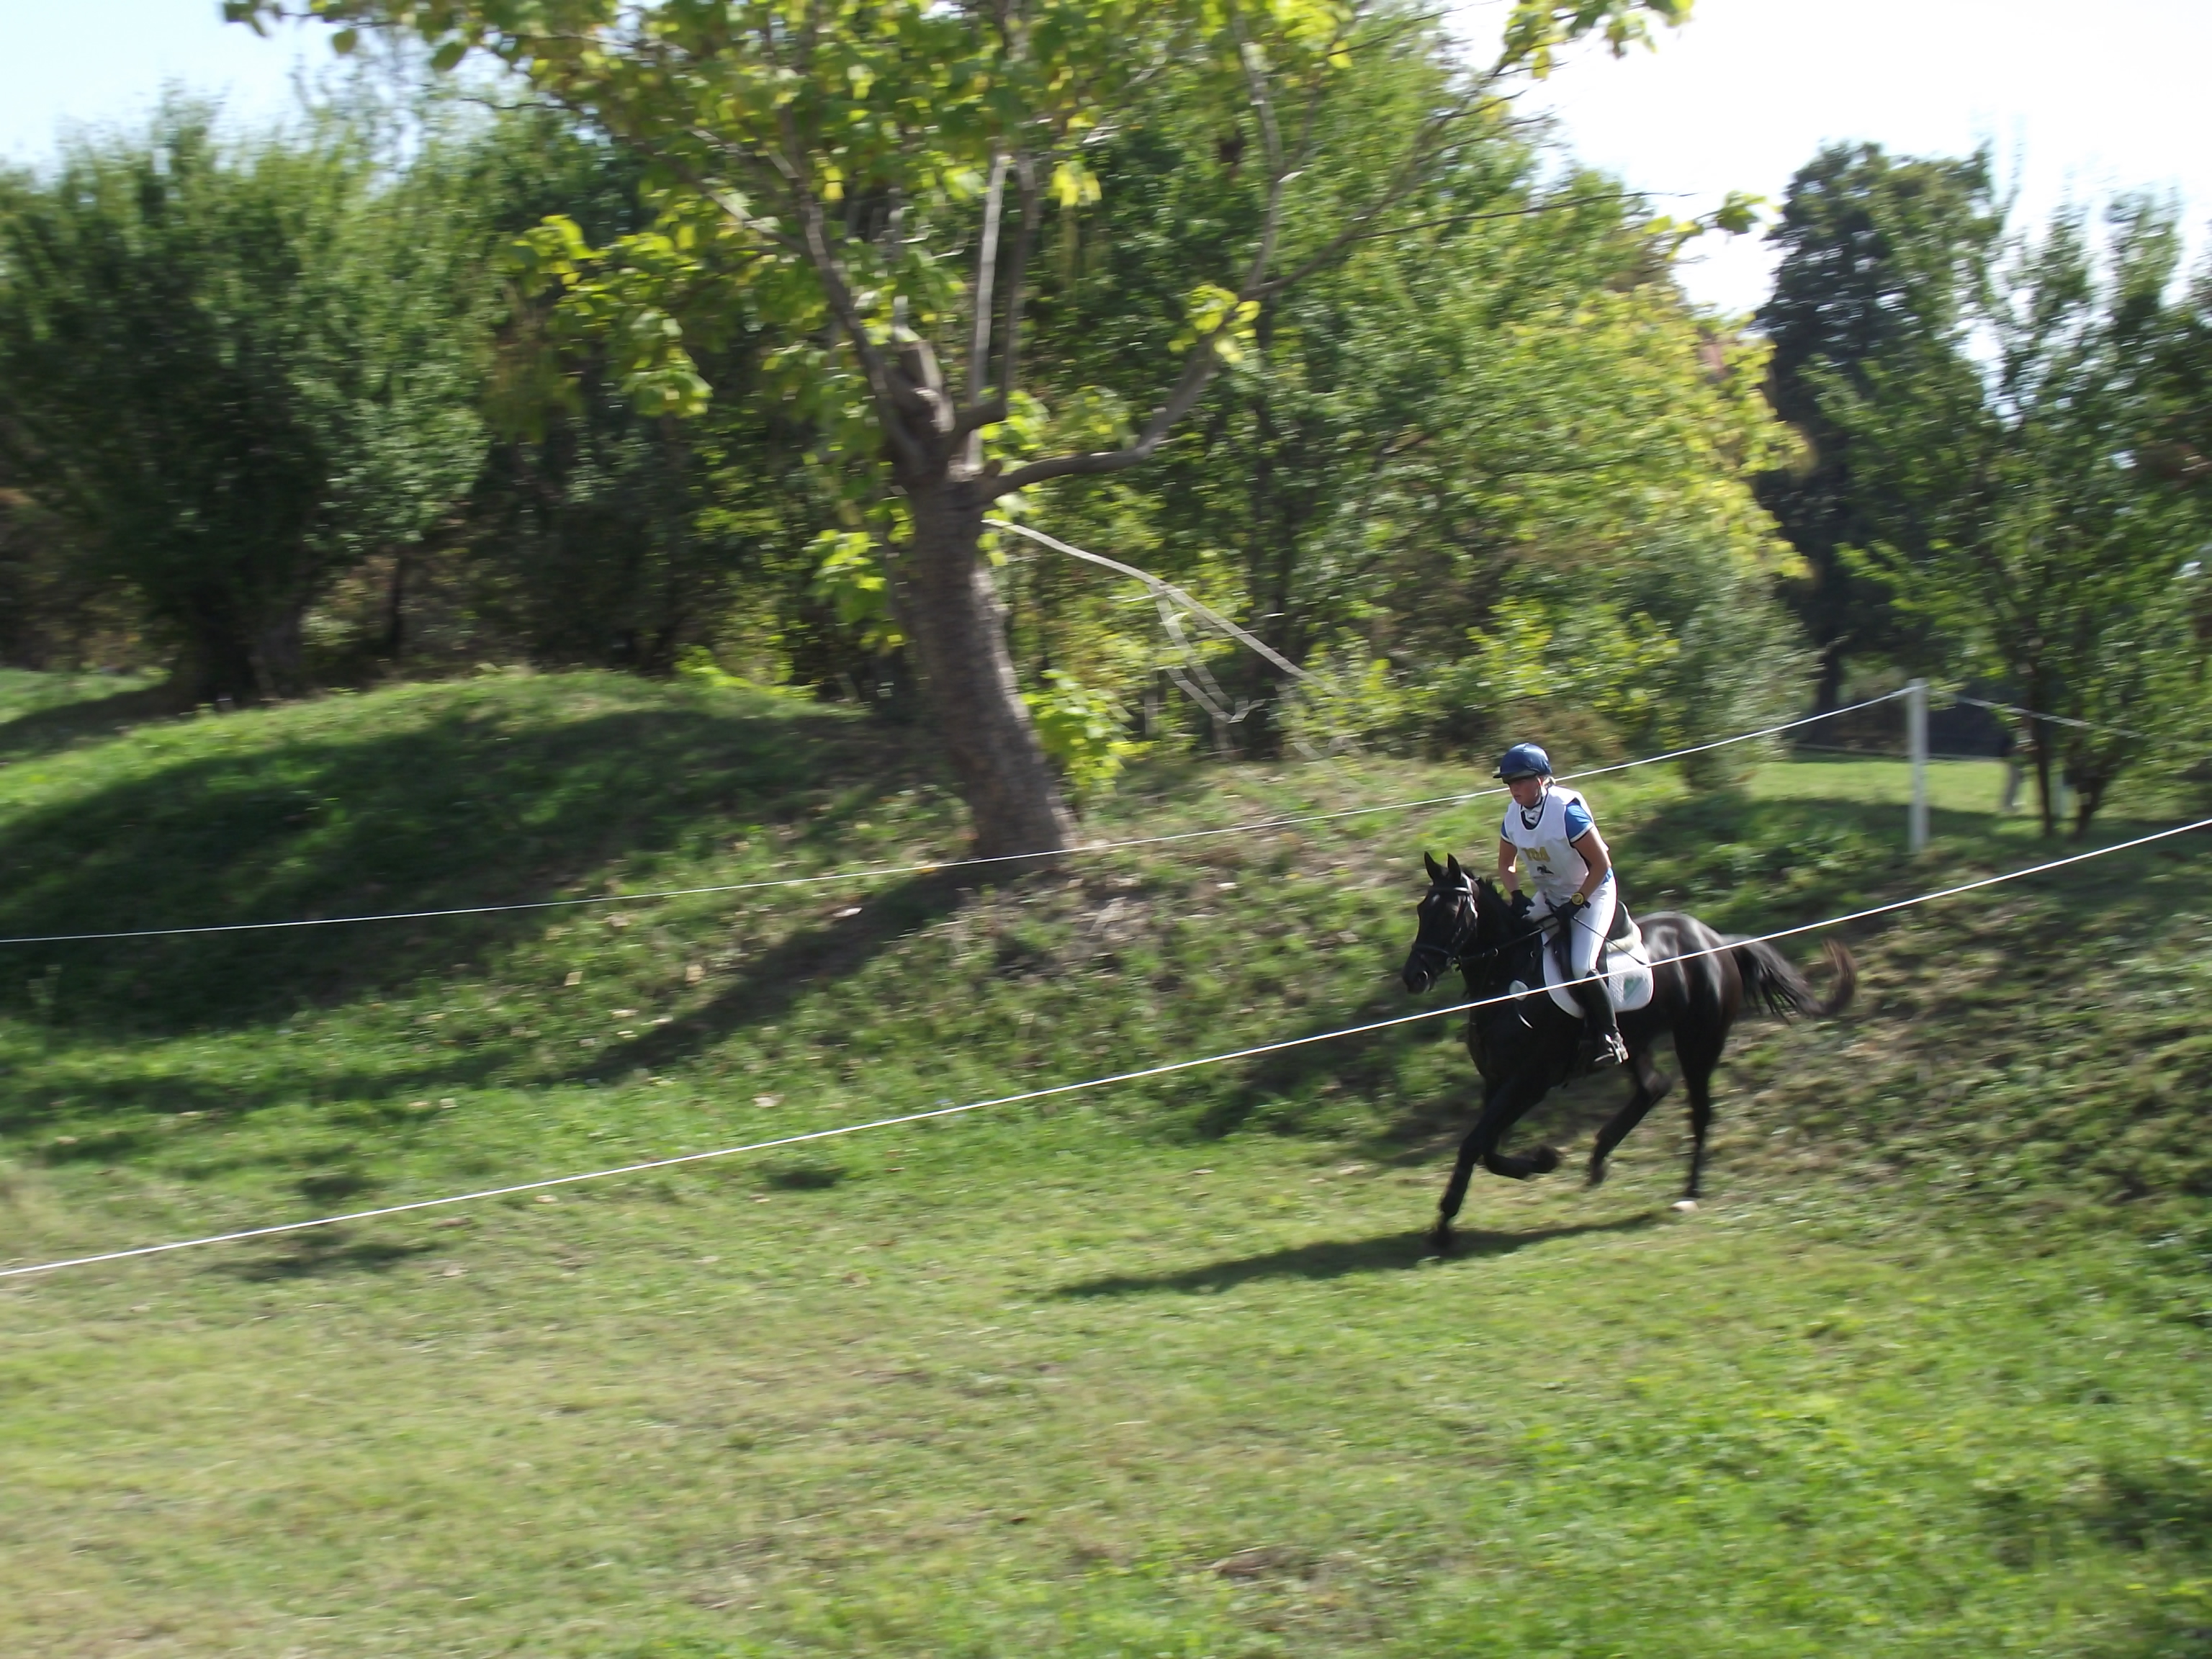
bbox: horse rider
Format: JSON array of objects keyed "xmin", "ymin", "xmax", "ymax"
[{"xmin": 1491, "ymin": 742, "xmax": 1629, "ymax": 1071}]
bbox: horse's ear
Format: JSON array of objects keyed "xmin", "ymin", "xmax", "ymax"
[
  {"xmin": 1445, "ymin": 853, "xmax": 1465, "ymax": 883},
  {"xmin": 1424, "ymin": 851, "xmax": 1445, "ymax": 884}
]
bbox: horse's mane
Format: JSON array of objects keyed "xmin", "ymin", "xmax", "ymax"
[{"xmin": 1464, "ymin": 876, "xmax": 1544, "ymax": 986}]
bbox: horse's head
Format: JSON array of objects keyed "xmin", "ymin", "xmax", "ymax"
[
  {"xmin": 1405, "ymin": 854, "xmax": 1527, "ymax": 995},
  {"xmin": 1403, "ymin": 852, "xmax": 1478, "ymax": 994}
]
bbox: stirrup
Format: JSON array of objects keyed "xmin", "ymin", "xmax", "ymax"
[{"xmin": 1580, "ymin": 1030, "xmax": 1627, "ymax": 1071}]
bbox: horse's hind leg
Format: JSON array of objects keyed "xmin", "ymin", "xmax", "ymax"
[
  {"xmin": 1676, "ymin": 1038, "xmax": 1723, "ymax": 1202},
  {"xmin": 1587, "ymin": 1048, "xmax": 1673, "ymax": 1189}
]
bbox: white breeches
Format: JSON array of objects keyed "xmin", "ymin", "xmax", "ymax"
[{"xmin": 1534, "ymin": 876, "xmax": 1616, "ymax": 980}]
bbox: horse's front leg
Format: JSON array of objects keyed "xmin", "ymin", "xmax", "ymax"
[{"xmin": 1431, "ymin": 1066, "xmax": 1557, "ymax": 1253}]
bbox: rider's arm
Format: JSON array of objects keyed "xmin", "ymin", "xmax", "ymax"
[
  {"xmin": 1570, "ymin": 826, "xmax": 1611, "ymax": 902},
  {"xmin": 1495, "ymin": 837, "xmax": 1519, "ymax": 894}
]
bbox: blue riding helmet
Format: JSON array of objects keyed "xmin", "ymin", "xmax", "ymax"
[{"xmin": 1494, "ymin": 742, "xmax": 1552, "ymax": 781}]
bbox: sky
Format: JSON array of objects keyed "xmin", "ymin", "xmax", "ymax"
[
  {"xmin": 2, "ymin": 1, "xmax": 2207, "ymax": 317},
  {"xmin": 1484, "ymin": 0, "xmax": 2212, "ymax": 314},
  {"xmin": 0, "ymin": 4, "xmax": 320, "ymax": 160}
]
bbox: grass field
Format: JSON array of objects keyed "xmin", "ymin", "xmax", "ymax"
[{"xmin": 1, "ymin": 673, "xmax": 2207, "ymax": 1658}]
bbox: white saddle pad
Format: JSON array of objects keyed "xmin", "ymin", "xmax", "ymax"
[{"xmin": 1540, "ymin": 918, "xmax": 1656, "ymax": 1016}]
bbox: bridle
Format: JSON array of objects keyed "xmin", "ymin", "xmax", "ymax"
[
  {"xmin": 1409, "ymin": 876, "xmax": 1548, "ymax": 984},
  {"xmin": 1407, "ymin": 878, "xmax": 1480, "ymax": 981}
]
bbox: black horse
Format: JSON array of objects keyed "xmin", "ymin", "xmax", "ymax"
[{"xmin": 1401, "ymin": 853, "xmax": 1855, "ymax": 1251}]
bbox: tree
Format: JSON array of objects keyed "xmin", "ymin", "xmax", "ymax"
[
  {"xmin": 2143, "ymin": 244, "xmax": 2212, "ymax": 495},
  {"xmin": 0, "ymin": 105, "xmax": 487, "ymax": 701},
  {"xmin": 444, "ymin": 107, "xmax": 840, "ymax": 683},
  {"xmin": 1828, "ymin": 200, "xmax": 2208, "ymax": 836},
  {"xmin": 230, "ymin": 0, "xmax": 1691, "ymax": 856},
  {"xmin": 0, "ymin": 486, "xmax": 130, "ymax": 670},
  {"xmin": 1004, "ymin": 66, "xmax": 1796, "ymax": 770},
  {"xmin": 1755, "ymin": 143, "xmax": 1999, "ymax": 709}
]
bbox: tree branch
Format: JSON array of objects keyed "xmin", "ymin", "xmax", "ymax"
[
  {"xmin": 993, "ymin": 12, "xmax": 1423, "ymax": 500},
  {"xmin": 992, "ymin": 334, "xmax": 1228, "ymax": 495},
  {"xmin": 1231, "ymin": 9, "xmax": 1294, "ymax": 296},
  {"xmin": 1250, "ymin": 99, "xmax": 1491, "ymax": 299},
  {"xmin": 954, "ymin": 397, "xmax": 1008, "ymax": 438},
  {"xmin": 997, "ymin": 149, "xmax": 1040, "ymax": 406},
  {"xmin": 769, "ymin": 107, "xmax": 932, "ymax": 469},
  {"xmin": 967, "ymin": 150, "xmax": 1010, "ymax": 408},
  {"xmin": 661, "ymin": 134, "xmax": 809, "ymax": 256}
]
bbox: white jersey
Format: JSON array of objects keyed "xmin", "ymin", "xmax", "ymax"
[{"xmin": 1501, "ymin": 784, "xmax": 1599, "ymax": 904}]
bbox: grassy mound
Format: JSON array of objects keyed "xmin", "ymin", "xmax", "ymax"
[{"xmin": 1, "ymin": 673, "xmax": 2206, "ymax": 1657}]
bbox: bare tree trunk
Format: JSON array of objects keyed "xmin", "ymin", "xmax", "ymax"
[
  {"xmin": 2031, "ymin": 729, "xmax": 2056, "ymax": 837},
  {"xmin": 896, "ymin": 481, "xmax": 1076, "ymax": 860},
  {"xmin": 1812, "ymin": 638, "xmax": 1846, "ymax": 716},
  {"xmin": 251, "ymin": 599, "xmax": 307, "ymax": 698},
  {"xmin": 172, "ymin": 588, "xmax": 260, "ymax": 705},
  {"xmin": 381, "ymin": 549, "xmax": 409, "ymax": 661},
  {"xmin": 2072, "ymin": 778, "xmax": 2103, "ymax": 840}
]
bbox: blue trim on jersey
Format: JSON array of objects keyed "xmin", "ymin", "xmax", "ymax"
[{"xmin": 1562, "ymin": 797, "xmax": 1593, "ymax": 841}]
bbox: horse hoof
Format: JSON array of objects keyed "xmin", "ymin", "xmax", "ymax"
[
  {"xmin": 1672, "ymin": 1198, "xmax": 1699, "ymax": 1213},
  {"xmin": 1531, "ymin": 1146, "xmax": 1562, "ymax": 1176},
  {"xmin": 1585, "ymin": 1157, "xmax": 1609, "ymax": 1190},
  {"xmin": 1428, "ymin": 1220, "xmax": 1455, "ymax": 1255}
]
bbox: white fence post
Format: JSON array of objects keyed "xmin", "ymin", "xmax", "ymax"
[{"xmin": 1907, "ymin": 678, "xmax": 1930, "ymax": 854}]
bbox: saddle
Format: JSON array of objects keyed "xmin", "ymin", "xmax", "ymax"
[{"xmin": 1511, "ymin": 892, "xmax": 1656, "ymax": 1016}]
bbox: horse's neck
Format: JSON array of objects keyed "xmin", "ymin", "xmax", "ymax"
[
  {"xmin": 1471, "ymin": 919, "xmax": 1539, "ymax": 990},
  {"xmin": 1460, "ymin": 961, "xmax": 1504, "ymax": 1000},
  {"xmin": 1475, "ymin": 896, "xmax": 1523, "ymax": 956},
  {"xmin": 1459, "ymin": 933, "xmax": 1516, "ymax": 999}
]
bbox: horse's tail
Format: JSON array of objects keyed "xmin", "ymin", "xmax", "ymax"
[{"xmin": 1730, "ymin": 937, "xmax": 1856, "ymax": 1020}]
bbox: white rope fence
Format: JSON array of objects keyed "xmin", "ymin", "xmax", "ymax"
[
  {"xmin": 5, "ymin": 810, "xmax": 2202, "ymax": 1283},
  {"xmin": 0, "ymin": 693, "xmax": 1905, "ymax": 949},
  {"xmin": 1951, "ymin": 693, "xmax": 2152, "ymax": 742}
]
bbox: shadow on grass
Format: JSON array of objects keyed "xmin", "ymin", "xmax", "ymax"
[
  {"xmin": 4, "ymin": 1056, "xmax": 515, "ymax": 1143},
  {"xmin": 571, "ymin": 868, "xmax": 973, "ymax": 1083},
  {"xmin": 217, "ymin": 1229, "xmax": 436, "ymax": 1281},
  {"xmin": 1977, "ymin": 1454, "xmax": 2212, "ymax": 1569},
  {"xmin": 1, "ymin": 871, "xmax": 974, "ymax": 1146},
  {"xmin": 1055, "ymin": 1212, "xmax": 1658, "ymax": 1298},
  {"xmin": 0, "ymin": 685, "xmax": 932, "ymax": 1035},
  {"xmin": 296, "ymin": 1167, "xmax": 377, "ymax": 1203},
  {"xmin": 763, "ymin": 1161, "xmax": 846, "ymax": 1191},
  {"xmin": 0, "ymin": 682, "xmax": 178, "ymax": 763}
]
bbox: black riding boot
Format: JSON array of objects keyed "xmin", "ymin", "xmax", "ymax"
[{"xmin": 1572, "ymin": 976, "xmax": 1627, "ymax": 1071}]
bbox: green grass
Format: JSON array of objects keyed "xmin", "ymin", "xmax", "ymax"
[
  {"xmin": 0, "ymin": 666, "xmax": 168, "ymax": 763},
  {"xmin": 1, "ymin": 673, "xmax": 2207, "ymax": 1657}
]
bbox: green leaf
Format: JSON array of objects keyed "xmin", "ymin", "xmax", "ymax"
[
  {"xmin": 1712, "ymin": 190, "xmax": 1765, "ymax": 237},
  {"xmin": 1048, "ymin": 161, "xmax": 1100, "ymax": 210}
]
